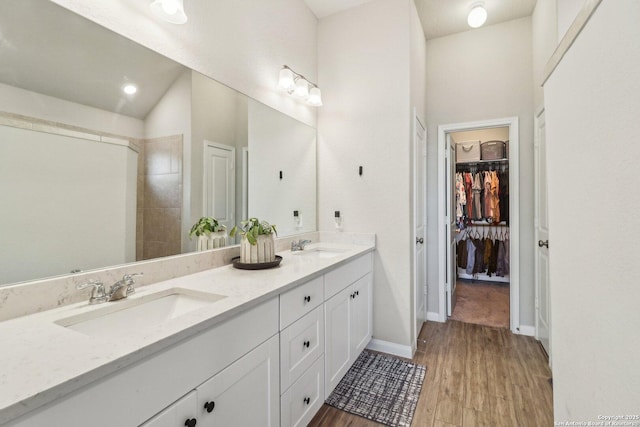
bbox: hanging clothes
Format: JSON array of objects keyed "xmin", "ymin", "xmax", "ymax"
[
  {"xmin": 457, "ymin": 239, "xmax": 468, "ymax": 269},
  {"xmin": 472, "ymin": 237, "xmax": 485, "ymax": 275},
  {"xmin": 499, "ymin": 169, "xmax": 509, "ymax": 225},
  {"xmin": 488, "ymin": 237, "xmax": 499, "ymax": 276},
  {"xmin": 465, "ymin": 172, "xmax": 473, "ymax": 219},
  {"xmin": 490, "ymin": 170, "xmax": 500, "ymax": 223},
  {"xmin": 472, "ymin": 173, "xmax": 483, "ymax": 220},
  {"xmin": 483, "ymin": 171, "xmax": 493, "ymax": 220},
  {"xmin": 465, "ymin": 238, "xmax": 476, "ymax": 275},
  {"xmin": 455, "ymin": 172, "xmax": 466, "ymax": 222}
]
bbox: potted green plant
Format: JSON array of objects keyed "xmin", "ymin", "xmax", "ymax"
[
  {"xmin": 189, "ymin": 217, "xmax": 227, "ymax": 251},
  {"xmin": 230, "ymin": 218, "xmax": 278, "ymax": 263}
]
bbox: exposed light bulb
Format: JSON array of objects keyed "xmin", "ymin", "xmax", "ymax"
[{"xmin": 467, "ymin": 4, "xmax": 487, "ymax": 28}]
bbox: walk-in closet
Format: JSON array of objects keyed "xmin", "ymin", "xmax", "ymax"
[{"xmin": 450, "ymin": 127, "xmax": 510, "ymax": 328}]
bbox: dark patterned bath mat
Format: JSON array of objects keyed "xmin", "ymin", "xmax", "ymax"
[{"xmin": 326, "ymin": 350, "xmax": 426, "ymax": 427}]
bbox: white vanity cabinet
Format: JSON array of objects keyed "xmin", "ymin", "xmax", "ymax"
[
  {"xmin": 140, "ymin": 391, "xmax": 198, "ymax": 427},
  {"xmin": 8, "ymin": 299, "xmax": 279, "ymax": 427},
  {"xmin": 324, "ymin": 256, "xmax": 373, "ymax": 398}
]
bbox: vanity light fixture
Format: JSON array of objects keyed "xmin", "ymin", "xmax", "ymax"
[
  {"xmin": 467, "ymin": 2, "xmax": 487, "ymax": 28},
  {"xmin": 277, "ymin": 65, "xmax": 322, "ymax": 107},
  {"xmin": 150, "ymin": 0, "xmax": 188, "ymax": 25}
]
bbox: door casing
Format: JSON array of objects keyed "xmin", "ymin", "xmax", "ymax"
[{"xmin": 437, "ymin": 117, "xmax": 521, "ymax": 334}]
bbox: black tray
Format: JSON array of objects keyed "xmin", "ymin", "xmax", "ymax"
[{"xmin": 232, "ymin": 255, "xmax": 282, "ymax": 270}]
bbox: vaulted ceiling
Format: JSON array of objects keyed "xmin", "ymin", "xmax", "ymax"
[{"xmin": 303, "ymin": 0, "xmax": 538, "ymax": 39}]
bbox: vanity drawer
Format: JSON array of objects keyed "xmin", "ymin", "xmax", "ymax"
[
  {"xmin": 324, "ymin": 253, "xmax": 372, "ymax": 299},
  {"xmin": 280, "ymin": 355, "xmax": 324, "ymax": 427},
  {"xmin": 280, "ymin": 275, "xmax": 323, "ymax": 329},
  {"xmin": 280, "ymin": 306, "xmax": 324, "ymax": 392}
]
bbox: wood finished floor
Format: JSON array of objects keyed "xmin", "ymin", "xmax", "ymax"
[{"xmin": 308, "ymin": 321, "xmax": 553, "ymax": 427}]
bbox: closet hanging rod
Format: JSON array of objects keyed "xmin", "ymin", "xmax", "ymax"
[{"xmin": 465, "ymin": 222, "xmax": 509, "ymax": 227}]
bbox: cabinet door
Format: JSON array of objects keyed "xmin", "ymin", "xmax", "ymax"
[
  {"xmin": 140, "ymin": 391, "xmax": 197, "ymax": 427},
  {"xmin": 350, "ymin": 273, "xmax": 372, "ymax": 357},
  {"xmin": 324, "ymin": 286, "xmax": 351, "ymax": 399},
  {"xmin": 195, "ymin": 335, "xmax": 280, "ymax": 427}
]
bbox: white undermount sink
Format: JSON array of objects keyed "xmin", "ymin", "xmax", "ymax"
[
  {"xmin": 56, "ymin": 288, "xmax": 227, "ymax": 339},
  {"xmin": 292, "ymin": 246, "xmax": 348, "ymax": 259}
]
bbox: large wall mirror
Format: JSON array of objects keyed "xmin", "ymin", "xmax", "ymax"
[{"xmin": 0, "ymin": 0, "xmax": 317, "ymax": 287}]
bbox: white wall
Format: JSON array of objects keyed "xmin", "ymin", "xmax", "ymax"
[
  {"xmin": 248, "ymin": 100, "xmax": 317, "ymax": 236},
  {"xmin": 0, "ymin": 82, "xmax": 144, "ymax": 138},
  {"xmin": 425, "ymin": 18, "xmax": 536, "ymax": 328},
  {"xmin": 0, "ymin": 126, "xmax": 136, "ymax": 285},
  {"xmin": 532, "ymin": 0, "xmax": 558, "ymax": 108},
  {"xmin": 556, "ymin": 0, "xmax": 587, "ymax": 41},
  {"xmin": 51, "ymin": 0, "xmax": 318, "ymax": 128},
  {"xmin": 544, "ymin": 0, "xmax": 640, "ymax": 420},
  {"xmin": 318, "ymin": 0, "xmax": 414, "ymax": 348}
]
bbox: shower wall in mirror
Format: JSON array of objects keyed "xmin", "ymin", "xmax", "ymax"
[{"xmin": 0, "ymin": 0, "xmax": 317, "ymax": 286}]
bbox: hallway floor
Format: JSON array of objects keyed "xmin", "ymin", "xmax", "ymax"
[
  {"xmin": 309, "ymin": 321, "xmax": 553, "ymax": 427},
  {"xmin": 450, "ymin": 280, "xmax": 510, "ymax": 329}
]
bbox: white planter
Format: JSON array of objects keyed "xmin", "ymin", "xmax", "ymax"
[
  {"xmin": 196, "ymin": 231, "xmax": 227, "ymax": 251},
  {"xmin": 240, "ymin": 234, "xmax": 275, "ymax": 263}
]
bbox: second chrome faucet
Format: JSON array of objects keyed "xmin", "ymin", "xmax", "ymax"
[{"xmin": 77, "ymin": 273, "xmax": 143, "ymax": 305}]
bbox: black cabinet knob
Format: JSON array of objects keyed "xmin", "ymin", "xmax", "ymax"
[
  {"xmin": 304, "ymin": 397, "xmax": 311, "ymax": 405},
  {"xmin": 303, "ymin": 340, "xmax": 310, "ymax": 348},
  {"xmin": 304, "ymin": 295, "xmax": 311, "ymax": 303},
  {"xmin": 350, "ymin": 293, "xmax": 355, "ymax": 299},
  {"xmin": 204, "ymin": 401, "xmax": 215, "ymax": 413},
  {"xmin": 185, "ymin": 418, "xmax": 197, "ymax": 427},
  {"xmin": 356, "ymin": 290, "xmax": 359, "ymax": 296}
]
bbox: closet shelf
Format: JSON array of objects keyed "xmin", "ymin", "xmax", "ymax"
[{"xmin": 456, "ymin": 158, "xmax": 508, "ymax": 166}]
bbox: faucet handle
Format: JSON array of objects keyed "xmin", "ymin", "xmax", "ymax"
[
  {"xmin": 122, "ymin": 272, "xmax": 143, "ymax": 281},
  {"xmin": 77, "ymin": 280, "xmax": 107, "ymax": 305},
  {"xmin": 122, "ymin": 272, "xmax": 143, "ymax": 295}
]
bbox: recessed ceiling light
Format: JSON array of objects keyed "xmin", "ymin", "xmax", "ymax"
[
  {"xmin": 123, "ymin": 84, "xmax": 138, "ymax": 95},
  {"xmin": 468, "ymin": 3, "xmax": 488, "ymax": 28}
]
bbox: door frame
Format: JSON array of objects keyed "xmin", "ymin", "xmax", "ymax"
[
  {"xmin": 412, "ymin": 109, "xmax": 427, "ymax": 350},
  {"xmin": 202, "ymin": 140, "xmax": 236, "ymax": 229},
  {"xmin": 534, "ymin": 106, "xmax": 551, "ymax": 363},
  {"xmin": 437, "ymin": 116, "xmax": 521, "ymax": 334}
]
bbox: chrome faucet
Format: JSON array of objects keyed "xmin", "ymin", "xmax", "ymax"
[
  {"xmin": 77, "ymin": 273, "xmax": 143, "ymax": 304},
  {"xmin": 108, "ymin": 273, "xmax": 143, "ymax": 301},
  {"xmin": 291, "ymin": 239, "xmax": 312, "ymax": 251}
]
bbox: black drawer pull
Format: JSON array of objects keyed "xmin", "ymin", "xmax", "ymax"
[
  {"xmin": 304, "ymin": 295, "xmax": 311, "ymax": 303},
  {"xmin": 303, "ymin": 340, "xmax": 310, "ymax": 348},
  {"xmin": 185, "ymin": 418, "xmax": 197, "ymax": 427},
  {"xmin": 304, "ymin": 397, "xmax": 311, "ymax": 405},
  {"xmin": 204, "ymin": 401, "xmax": 215, "ymax": 413}
]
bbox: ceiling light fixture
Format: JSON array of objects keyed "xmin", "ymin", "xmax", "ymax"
[
  {"xmin": 467, "ymin": 2, "xmax": 487, "ymax": 28},
  {"xmin": 150, "ymin": 0, "xmax": 188, "ymax": 25},
  {"xmin": 277, "ymin": 65, "xmax": 322, "ymax": 107},
  {"xmin": 123, "ymin": 84, "xmax": 138, "ymax": 95}
]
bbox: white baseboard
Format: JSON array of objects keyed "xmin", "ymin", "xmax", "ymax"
[
  {"xmin": 426, "ymin": 311, "xmax": 441, "ymax": 322},
  {"xmin": 366, "ymin": 339, "xmax": 413, "ymax": 359},
  {"xmin": 518, "ymin": 325, "xmax": 535, "ymax": 336}
]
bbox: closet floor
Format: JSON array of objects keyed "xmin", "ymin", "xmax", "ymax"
[{"xmin": 450, "ymin": 280, "xmax": 509, "ymax": 328}]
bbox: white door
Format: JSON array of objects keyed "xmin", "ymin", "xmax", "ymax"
[
  {"xmin": 204, "ymin": 142, "xmax": 235, "ymax": 231},
  {"xmin": 196, "ymin": 335, "xmax": 280, "ymax": 427},
  {"xmin": 445, "ymin": 136, "xmax": 457, "ymax": 316},
  {"xmin": 413, "ymin": 114, "xmax": 427, "ymax": 336},
  {"xmin": 535, "ymin": 110, "xmax": 551, "ymax": 359}
]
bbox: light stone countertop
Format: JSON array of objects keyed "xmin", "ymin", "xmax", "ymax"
[{"xmin": 0, "ymin": 241, "xmax": 375, "ymax": 425}]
